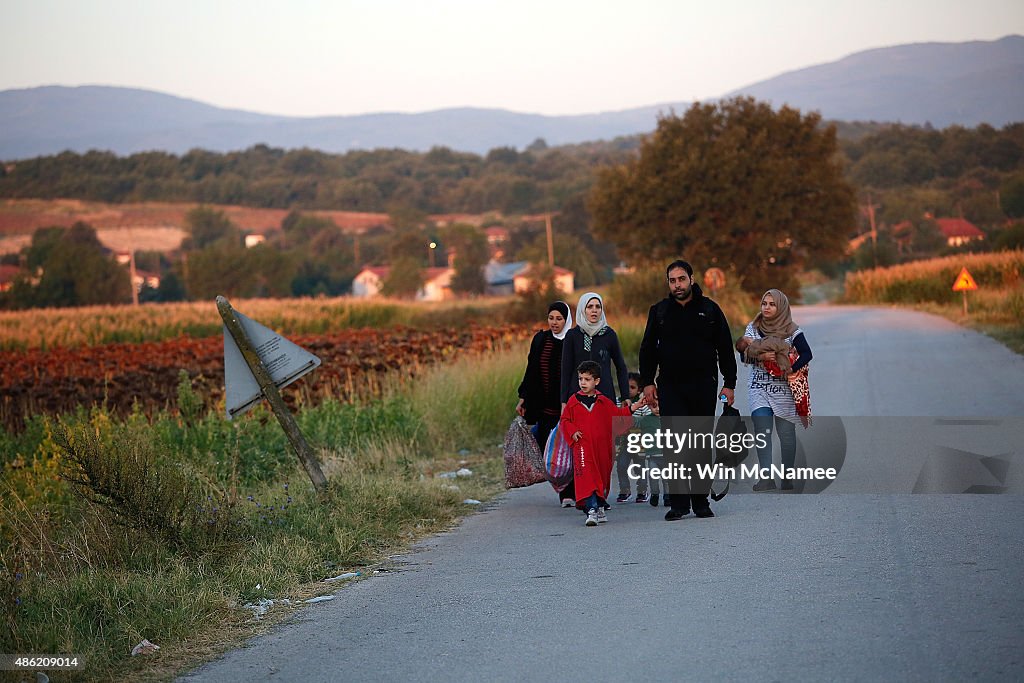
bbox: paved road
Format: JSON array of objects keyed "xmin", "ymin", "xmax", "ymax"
[{"xmin": 183, "ymin": 306, "xmax": 1024, "ymax": 682}]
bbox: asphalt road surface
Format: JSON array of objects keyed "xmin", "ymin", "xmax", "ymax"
[{"xmin": 182, "ymin": 305, "xmax": 1024, "ymax": 682}]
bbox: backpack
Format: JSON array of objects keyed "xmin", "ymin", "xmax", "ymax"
[
  {"xmin": 710, "ymin": 404, "xmax": 750, "ymax": 501},
  {"xmin": 653, "ymin": 295, "xmax": 718, "ymax": 330}
]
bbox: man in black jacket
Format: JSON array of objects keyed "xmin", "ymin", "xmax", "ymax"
[{"xmin": 639, "ymin": 260, "xmax": 737, "ymax": 520}]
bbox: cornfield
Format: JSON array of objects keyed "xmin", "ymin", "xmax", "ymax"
[{"xmin": 843, "ymin": 251, "xmax": 1024, "ymax": 304}]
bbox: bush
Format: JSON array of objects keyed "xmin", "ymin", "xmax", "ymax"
[{"xmin": 56, "ymin": 421, "xmax": 240, "ymax": 551}]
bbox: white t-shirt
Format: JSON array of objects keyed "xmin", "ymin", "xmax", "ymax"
[{"xmin": 743, "ymin": 322, "xmax": 801, "ymax": 422}]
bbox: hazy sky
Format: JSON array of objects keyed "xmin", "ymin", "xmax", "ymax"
[{"xmin": 2, "ymin": 0, "xmax": 1022, "ymax": 117}]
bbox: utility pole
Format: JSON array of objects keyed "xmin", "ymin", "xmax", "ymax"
[
  {"xmin": 866, "ymin": 193, "xmax": 879, "ymax": 269},
  {"xmin": 129, "ymin": 249, "xmax": 139, "ymax": 306},
  {"xmin": 126, "ymin": 226, "xmax": 139, "ymax": 306},
  {"xmin": 545, "ymin": 213, "xmax": 555, "ymax": 268}
]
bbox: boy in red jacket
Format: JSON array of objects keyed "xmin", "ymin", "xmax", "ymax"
[{"xmin": 561, "ymin": 360, "xmax": 643, "ymax": 527}]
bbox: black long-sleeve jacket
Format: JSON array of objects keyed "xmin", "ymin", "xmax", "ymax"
[
  {"xmin": 517, "ymin": 330, "xmax": 563, "ymax": 424},
  {"xmin": 560, "ymin": 326, "xmax": 629, "ymax": 404},
  {"xmin": 638, "ymin": 284, "xmax": 737, "ymax": 390}
]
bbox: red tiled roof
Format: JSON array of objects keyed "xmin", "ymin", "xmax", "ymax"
[
  {"xmin": 422, "ymin": 267, "xmax": 452, "ymax": 282},
  {"xmin": 516, "ymin": 264, "xmax": 574, "ymax": 278},
  {"xmin": 935, "ymin": 218, "xmax": 984, "ymax": 239},
  {"xmin": 357, "ymin": 266, "xmax": 390, "ymax": 280},
  {"xmin": 0, "ymin": 264, "xmax": 21, "ymax": 283}
]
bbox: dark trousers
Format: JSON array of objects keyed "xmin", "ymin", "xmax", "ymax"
[{"xmin": 658, "ymin": 379, "xmax": 716, "ymax": 512}]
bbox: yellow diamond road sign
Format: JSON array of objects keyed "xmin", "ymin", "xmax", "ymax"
[{"xmin": 952, "ymin": 267, "xmax": 978, "ymax": 292}]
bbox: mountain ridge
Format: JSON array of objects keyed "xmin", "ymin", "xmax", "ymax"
[{"xmin": 1, "ymin": 35, "xmax": 1021, "ymax": 159}]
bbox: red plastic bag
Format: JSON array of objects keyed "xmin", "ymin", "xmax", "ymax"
[{"xmin": 503, "ymin": 417, "xmax": 548, "ymax": 488}]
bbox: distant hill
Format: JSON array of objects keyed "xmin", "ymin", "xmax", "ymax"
[
  {"xmin": 727, "ymin": 35, "xmax": 1024, "ymax": 128},
  {"xmin": 1, "ymin": 36, "xmax": 1021, "ymax": 159}
]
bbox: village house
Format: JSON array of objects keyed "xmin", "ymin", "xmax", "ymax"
[
  {"xmin": 484, "ymin": 226, "xmax": 509, "ymax": 260},
  {"xmin": 0, "ymin": 264, "xmax": 21, "ymax": 293},
  {"xmin": 351, "ymin": 265, "xmax": 454, "ymax": 301},
  {"xmin": 485, "ymin": 260, "xmax": 575, "ymax": 296},
  {"xmin": 484, "ymin": 260, "xmax": 527, "ymax": 296},
  {"xmin": 244, "ymin": 233, "xmax": 267, "ymax": 248},
  {"xmin": 934, "ymin": 217, "xmax": 985, "ymax": 247},
  {"xmin": 512, "ymin": 264, "xmax": 575, "ymax": 295},
  {"xmin": 132, "ymin": 269, "xmax": 162, "ymax": 293}
]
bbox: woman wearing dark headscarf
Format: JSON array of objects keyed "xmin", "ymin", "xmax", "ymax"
[
  {"xmin": 735, "ymin": 289, "xmax": 813, "ymax": 492},
  {"xmin": 559, "ymin": 292, "xmax": 631, "ymax": 411},
  {"xmin": 517, "ymin": 301, "xmax": 575, "ymax": 506}
]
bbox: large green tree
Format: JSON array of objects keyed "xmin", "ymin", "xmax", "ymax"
[
  {"xmin": 590, "ymin": 97, "xmax": 857, "ymax": 295},
  {"xmin": 183, "ymin": 206, "xmax": 240, "ymax": 250},
  {"xmin": 184, "ymin": 244, "xmax": 295, "ymax": 299},
  {"xmin": 9, "ymin": 222, "xmax": 130, "ymax": 308},
  {"xmin": 442, "ymin": 224, "xmax": 489, "ymax": 295}
]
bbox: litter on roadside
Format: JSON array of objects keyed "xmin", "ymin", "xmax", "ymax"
[
  {"xmin": 243, "ymin": 598, "xmax": 276, "ymax": 618},
  {"xmin": 131, "ymin": 639, "xmax": 160, "ymax": 656},
  {"xmin": 305, "ymin": 595, "xmax": 335, "ymax": 604},
  {"xmin": 324, "ymin": 571, "xmax": 360, "ymax": 582}
]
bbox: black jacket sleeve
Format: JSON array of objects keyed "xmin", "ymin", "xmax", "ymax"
[
  {"xmin": 560, "ymin": 328, "xmax": 578, "ymax": 404},
  {"xmin": 638, "ymin": 304, "xmax": 659, "ymax": 387},
  {"xmin": 518, "ymin": 332, "xmax": 543, "ymax": 400},
  {"xmin": 609, "ymin": 329, "xmax": 630, "ymax": 403},
  {"xmin": 791, "ymin": 332, "xmax": 812, "ymax": 373},
  {"xmin": 714, "ymin": 305, "xmax": 738, "ymax": 390}
]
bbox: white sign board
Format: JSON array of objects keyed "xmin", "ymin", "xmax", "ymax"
[{"xmin": 224, "ymin": 311, "xmax": 321, "ymax": 418}]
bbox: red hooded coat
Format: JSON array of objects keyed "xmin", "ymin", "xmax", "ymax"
[{"xmin": 560, "ymin": 393, "xmax": 634, "ymax": 510}]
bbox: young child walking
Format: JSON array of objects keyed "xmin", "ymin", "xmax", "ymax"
[
  {"xmin": 616, "ymin": 372, "xmax": 656, "ymax": 504},
  {"xmin": 561, "ymin": 360, "xmax": 644, "ymax": 527}
]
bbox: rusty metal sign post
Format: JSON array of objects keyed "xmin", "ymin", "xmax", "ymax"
[{"xmin": 216, "ymin": 296, "xmax": 327, "ymax": 492}]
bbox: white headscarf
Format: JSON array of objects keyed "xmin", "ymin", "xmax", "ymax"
[
  {"xmin": 575, "ymin": 292, "xmax": 608, "ymax": 338},
  {"xmin": 549, "ymin": 301, "xmax": 572, "ymax": 341}
]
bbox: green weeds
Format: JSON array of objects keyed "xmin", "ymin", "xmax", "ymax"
[{"xmin": 1, "ymin": 346, "xmax": 523, "ymax": 681}]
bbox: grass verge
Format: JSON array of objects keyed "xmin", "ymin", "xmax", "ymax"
[{"xmin": 1, "ymin": 344, "xmax": 526, "ymax": 682}]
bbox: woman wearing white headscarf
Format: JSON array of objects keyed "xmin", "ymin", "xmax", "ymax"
[
  {"xmin": 735, "ymin": 288, "xmax": 813, "ymax": 492},
  {"xmin": 559, "ymin": 292, "xmax": 631, "ymax": 411}
]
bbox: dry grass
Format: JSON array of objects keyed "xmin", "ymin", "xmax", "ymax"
[
  {"xmin": 841, "ymin": 252, "xmax": 1024, "ymax": 356},
  {"xmin": 0, "ymin": 294, "xmax": 518, "ymax": 350},
  {"xmin": 842, "ymin": 250, "xmax": 1024, "ymax": 304},
  {"xmin": 2, "ymin": 346, "xmax": 525, "ymax": 682}
]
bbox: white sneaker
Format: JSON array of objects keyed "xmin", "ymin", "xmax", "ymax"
[
  {"xmin": 597, "ymin": 508, "xmax": 608, "ymax": 524},
  {"xmin": 561, "ymin": 498, "xmax": 575, "ymax": 508},
  {"xmin": 585, "ymin": 509, "xmax": 598, "ymax": 526}
]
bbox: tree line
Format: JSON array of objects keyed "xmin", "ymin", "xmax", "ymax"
[
  {"xmin": 1, "ymin": 98, "xmax": 1022, "ymax": 310},
  {"xmin": 1, "ymin": 121, "xmax": 1021, "ymax": 225},
  {"xmin": 0, "ymin": 140, "xmax": 636, "ymax": 216}
]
